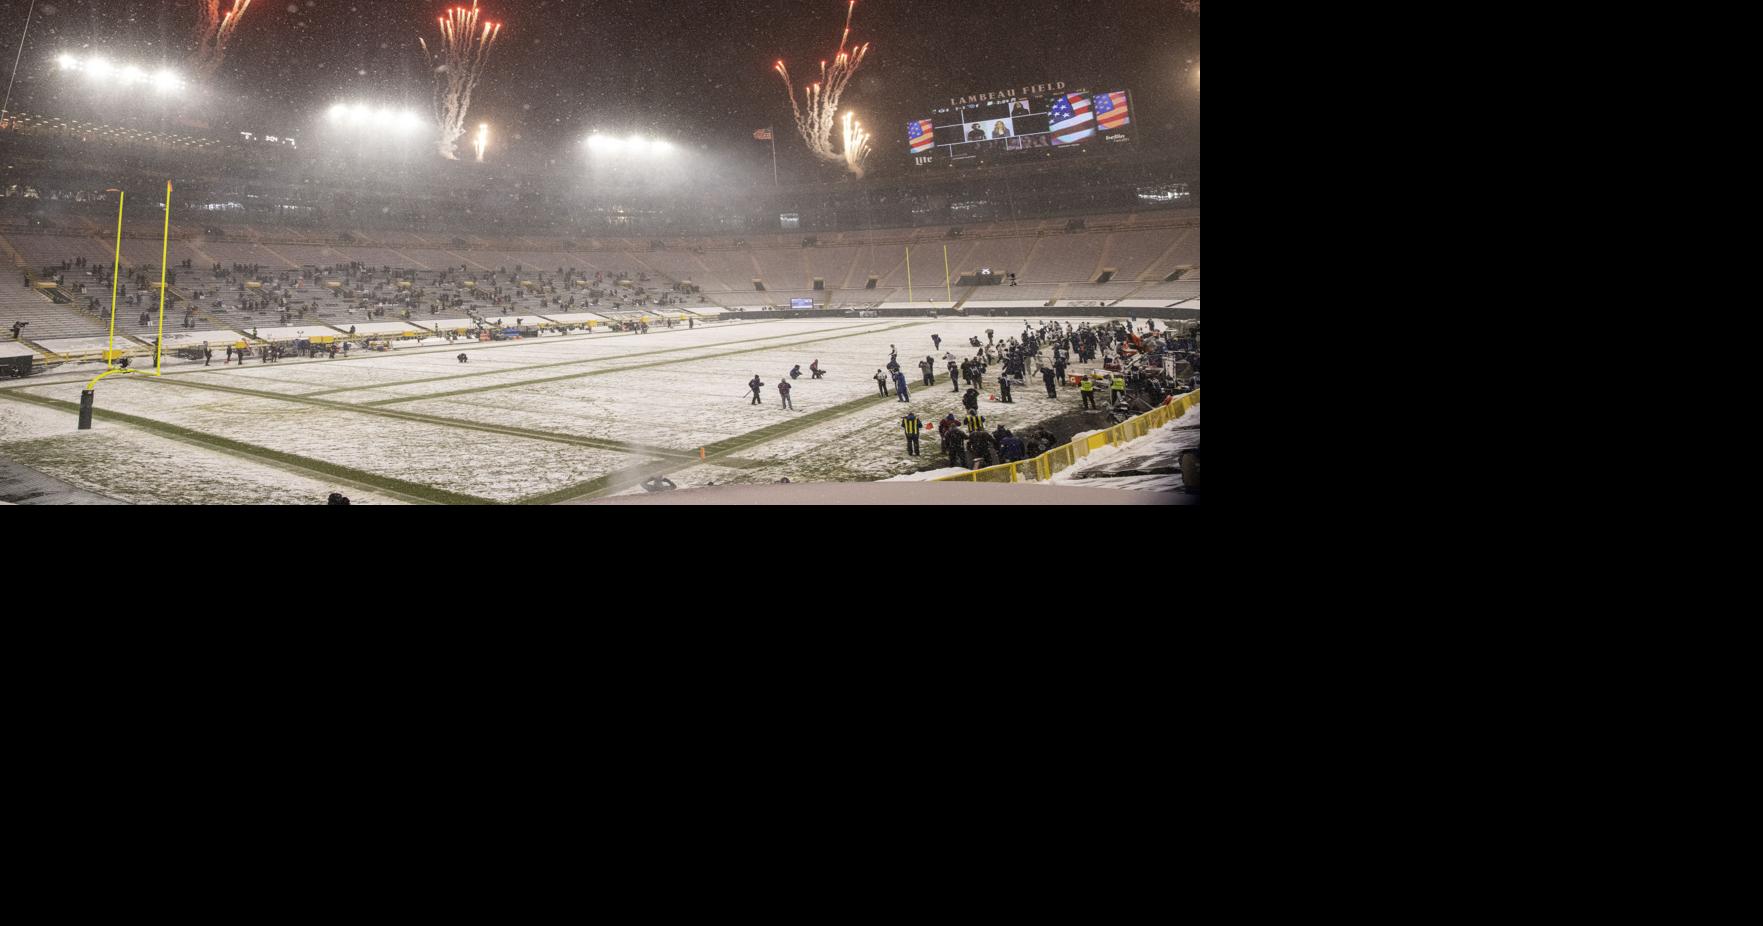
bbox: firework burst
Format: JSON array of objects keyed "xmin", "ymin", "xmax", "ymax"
[
  {"xmin": 419, "ymin": 3, "xmax": 504, "ymax": 160},
  {"xmin": 192, "ymin": 0, "xmax": 253, "ymax": 78},
  {"xmin": 841, "ymin": 111, "xmax": 871, "ymax": 178},
  {"xmin": 773, "ymin": 1, "xmax": 871, "ymax": 174}
]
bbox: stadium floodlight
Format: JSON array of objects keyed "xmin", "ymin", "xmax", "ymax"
[
  {"xmin": 586, "ymin": 133, "xmax": 674, "ymax": 156},
  {"xmin": 54, "ymin": 54, "xmax": 185, "ymax": 94}
]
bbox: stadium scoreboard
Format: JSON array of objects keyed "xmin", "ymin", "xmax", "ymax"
[{"xmin": 907, "ymin": 81, "xmax": 1133, "ymax": 166}]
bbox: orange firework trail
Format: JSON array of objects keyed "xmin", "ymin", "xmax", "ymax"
[
  {"xmin": 774, "ymin": 1, "xmax": 871, "ymax": 173},
  {"xmin": 419, "ymin": 3, "xmax": 504, "ymax": 160},
  {"xmin": 193, "ymin": 0, "xmax": 254, "ymax": 78}
]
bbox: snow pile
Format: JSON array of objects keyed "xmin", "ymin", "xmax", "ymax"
[
  {"xmin": 882, "ymin": 466, "xmax": 973, "ymax": 482},
  {"xmin": 1050, "ymin": 403, "xmax": 1199, "ymax": 492}
]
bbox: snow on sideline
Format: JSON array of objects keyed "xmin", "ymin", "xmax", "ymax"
[
  {"xmin": 882, "ymin": 466, "xmax": 973, "ymax": 482},
  {"xmin": 1048, "ymin": 403, "xmax": 1200, "ymax": 490},
  {"xmin": 880, "ymin": 402, "xmax": 1200, "ymax": 487}
]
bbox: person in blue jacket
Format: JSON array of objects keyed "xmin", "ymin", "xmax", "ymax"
[{"xmin": 892, "ymin": 369, "xmax": 910, "ymax": 402}]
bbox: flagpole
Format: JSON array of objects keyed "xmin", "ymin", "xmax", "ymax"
[{"xmin": 771, "ymin": 129, "xmax": 779, "ymax": 187}]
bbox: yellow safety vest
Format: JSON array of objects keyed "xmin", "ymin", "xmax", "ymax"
[
  {"xmin": 902, "ymin": 417, "xmax": 920, "ymax": 435},
  {"xmin": 1112, "ymin": 377, "xmax": 1125, "ymax": 390},
  {"xmin": 1080, "ymin": 379, "xmax": 1094, "ymax": 391}
]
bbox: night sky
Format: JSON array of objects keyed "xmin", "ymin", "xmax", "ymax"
[{"xmin": 3, "ymin": 0, "xmax": 1199, "ymax": 178}]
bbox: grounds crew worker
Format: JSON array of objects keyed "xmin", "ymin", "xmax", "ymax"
[
  {"xmin": 964, "ymin": 411, "xmax": 986, "ymax": 434},
  {"xmin": 1080, "ymin": 375, "xmax": 1096, "ymax": 409},
  {"xmin": 1111, "ymin": 374, "xmax": 1127, "ymax": 407},
  {"xmin": 901, "ymin": 412, "xmax": 922, "ymax": 456}
]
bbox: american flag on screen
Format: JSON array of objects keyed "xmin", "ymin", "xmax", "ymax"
[
  {"xmin": 754, "ymin": 127, "xmax": 774, "ymax": 140},
  {"xmin": 908, "ymin": 119, "xmax": 935, "ymax": 153},
  {"xmin": 1048, "ymin": 93, "xmax": 1094, "ymax": 145},
  {"xmin": 1096, "ymin": 91, "xmax": 1131, "ymax": 130}
]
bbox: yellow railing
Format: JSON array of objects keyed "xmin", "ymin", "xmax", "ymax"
[{"xmin": 934, "ymin": 389, "xmax": 1199, "ymax": 483}]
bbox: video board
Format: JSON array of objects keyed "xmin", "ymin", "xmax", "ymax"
[{"xmin": 908, "ymin": 87, "xmax": 1133, "ymax": 166}]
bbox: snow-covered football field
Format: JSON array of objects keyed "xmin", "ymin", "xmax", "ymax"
[{"xmin": 0, "ymin": 315, "xmax": 1114, "ymax": 504}]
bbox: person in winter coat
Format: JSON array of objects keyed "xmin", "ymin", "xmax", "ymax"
[
  {"xmin": 810, "ymin": 359, "xmax": 824, "ymax": 379},
  {"xmin": 893, "ymin": 369, "xmax": 910, "ymax": 402},
  {"xmin": 932, "ymin": 334, "xmax": 942, "ymax": 350},
  {"xmin": 943, "ymin": 425, "xmax": 968, "ymax": 468},
  {"xmin": 750, "ymin": 374, "xmax": 765, "ymax": 405},
  {"xmin": 1001, "ymin": 432, "xmax": 1025, "ymax": 463},
  {"xmin": 919, "ymin": 358, "xmax": 934, "ymax": 386},
  {"xmin": 901, "ymin": 412, "xmax": 923, "ymax": 456},
  {"xmin": 778, "ymin": 378, "xmax": 794, "ymax": 409},
  {"xmin": 1040, "ymin": 365, "xmax": 1058, "ymax": 398},
  {"xmin": 963, "ymin": 387, "xmax": 980, "ymax": 413},
  {"xmin": 948, "ymin": 360, "xmax": 961, "ymax": 392},
  {"xmin": 998, "ymin": 370, "xmax": 1013, "ymax": 403},
  {"xmin": 790, "ymin": 364, "xmax": 802, "ymax": 379},
  {"xmin": 967, "ymin": 427, "xmax": 999, "ymax": 469},
  {"xmin": 874, "ymin": 369, "xmax": 890, "ymax": 396}
]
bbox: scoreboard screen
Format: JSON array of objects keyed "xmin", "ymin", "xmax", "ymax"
[{"xmin": 908, "ymin": 88, "xmax": 1133, "ymax": 166}]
